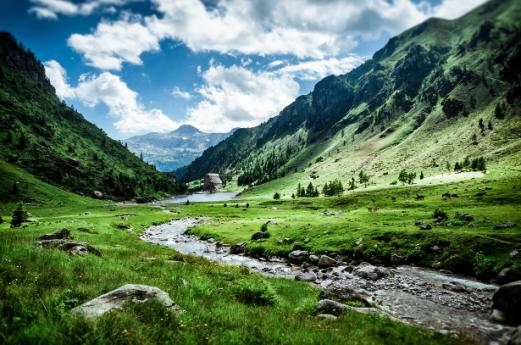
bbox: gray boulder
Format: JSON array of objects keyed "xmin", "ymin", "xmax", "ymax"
[
  {"xmin": 295, "ymin": 271, "xmax": 317, "ymax": 282},
  {"xmin": 35, "ymin": 239, "xmax": 100, "ymax": 256},
  {"xmin": 230, "ymin": 242, "xmax": 245, "ymax": 254},
  {"xmin": 318, "ymin": 255, "xmax": 337, "ymax": 268},
  {"xmin": 353, "ymin": 263, "xmax": 389, "ymax": 281},
  {"xmin": 251, "ymin": 232, "xmax": 270, "ymax": 240},
  {"xmin": 71, "ymin": 284, "xmax": 180, "ymax": 319},
  {"xmin": 288, "ymin": 250, "xmax": 310, "ymax": 264},
  {"xmin": 316, "ymin": 299, "xmax": 348, "ymax": 316},
  {"xmin": 495, "ymin": 222, "xmax": 517, "ymax": 229},
  {"xmin": 38, "ymin": 228, "xmax": 71, "ymax": 241},
  {"xmin": 308, "ymin": 254, "xmax": 319, "ymax": 264},
  {"xmin": 492, "ymin": 280, "xmax": 521, "ymax": 325}
]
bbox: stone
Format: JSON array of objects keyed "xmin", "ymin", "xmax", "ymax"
[
  {"xmin": 295, "ymin": 271, "xmax": 317, "ymax": 282},
  {"xmin": 316, "ymin": 313, "xmax": 337, "ymax": 320},
  {"xmin": 495, "ymin": 222, "xmax": 517, "ymax": 229},
  {"xmin": 251, "ymin": 232, "xmax": 270, "ymax": 240},
  {"xmin": 92, "ymin": 190, "xmax": 104, "ymax": 199},
  {"xmin": 288, "ymin": 250, "xmax": 310, "ymax": 264},
  {"xmin": 355, "ymin": 238, "xmax": 363, "ymax": 246},
  {"xmin": 230, "ymin": 242, "xmax": 246, "ymax": 254},
  {"xmin": 308, "ymin": 255, "xmax": 319, "ymax": 264},
  {"xmin": 316, "ymin": 299, "xmax": 348, "ymax": 316},
  {"xmin": 498, "ymin": 268, "xmax": 520, "ymax": 284},
  {"xmin": 71, "ymin": 284, "xmax": 180, "ymax": 319},
  {"xmin": 510, "ymin": 326, "xmax": 521, "ymax": 345},
  {"xmin": 442, "ymin": 282, "xmax": 466, "ymax": 292},
  {"xmin": 38, "ymin": 228, "xmax": 71, "ymax": 241},
  {"xmin": 35, "ymin": 239, "xmax": 101, "ymax": 256},
  {"xmin": 492, "ymin": 280, "xmax": 521, "ymax": 325},
  {"xmin": 511, "ymin": 250, "xmax": 520, "ymax": 258},
  {"xmin": 318, "ymin": 255, "xmax": 337, "ymax": 268},
  {"xmin": 456, "ymin": 214, "xmax": 474, "ymax": 222},
  {"xmin": 420, "ymin": 224, "xmax": 432, "ymax": 230}
]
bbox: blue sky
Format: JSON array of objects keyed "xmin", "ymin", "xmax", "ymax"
[{"xmin": 0, "ymin": 0, "xmax": 485, "ymax": 139}]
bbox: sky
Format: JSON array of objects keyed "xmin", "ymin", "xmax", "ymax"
[{"xmin": 0, "ymin": 0, "xmax": 486, "ymax": 139}]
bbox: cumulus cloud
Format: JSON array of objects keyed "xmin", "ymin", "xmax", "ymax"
[
  {"xmin": 44, "ymin": 60, "xmax": 178, "ymax": 134},
  {"xmin": 185, "ymin": 64, "xmax": 300, "ymax": 132},
  {"xmin": 277, "ymin": 56, "xmax": 366, "ymax": 81},
  {"xmin": 171, "ymin": 86, "xmax": 192, "ymax": 100},
  {"xmin": 28, "ymin": 0, "xmax": 139, "ymax": 19},
  {"xmin": 67, "ymin": 0, "xmax": 485, "ymax": 70}
]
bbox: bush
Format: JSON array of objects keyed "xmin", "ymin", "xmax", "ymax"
[
  {"xmin": 233, "ymin": 279, "xmax": 278, "ymax": 306},
  {"xmin": 273, "ymin": 192, "xmax": 281, "ymax": 200},
  {"xmin": 433, "ymin": 209, "xmax": 448, "ymax": 221},
  {"xmin": 10, "ymin": 202, "xmax": 28, "ymax": 228},
  {"xmin": 260, "ymin": 223, "xmax": 268, "ymax": 232}
]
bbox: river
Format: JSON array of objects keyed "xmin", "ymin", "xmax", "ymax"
[
  {"xmin": 160, "ymin": 192, "xmax": 237, "ymax": 204},
  {"xmin": 140, "ymin": 218, "xmax": 514, "ymax": 345}
]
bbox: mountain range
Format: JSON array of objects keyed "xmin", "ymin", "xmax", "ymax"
[
  {"xmin": 124, "ymin": 125, "xmax": 233, "ymax": 172},
  {"xmin": 178, "ymin": 0, "xmax": 521, "ymax": 196}
]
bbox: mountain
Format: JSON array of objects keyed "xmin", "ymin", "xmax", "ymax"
[
  {"xmin": 179, "ymin": 0, "xmax": 521, "ymax": 193},
  {"xmin": 0, "ymin": 32, "xmax": 184, "ymax": 200},
  {"xmin": 123, "ymin": 125, "xmax": 233, "ymax": 172}
]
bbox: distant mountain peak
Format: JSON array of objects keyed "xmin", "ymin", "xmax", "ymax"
[{"xmin": 174, "ymin": 124, "xmax": 201, "ymax": 135}]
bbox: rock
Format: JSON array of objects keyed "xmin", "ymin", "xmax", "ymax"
[
  {"xmin": 251, "ymin": 232, "xmax": 270, "ymax": 240},
  {"xmin": 92, "ymin": 190, "xmax": 104, "ymax": 199},
  {"xmin": 71, "ymin": 284, "xmax": 180, "ymax": 319},
  {"xmin": 442, "ymin": 282, "xmax": 467, "ymax": 292},
  {"xmin": 304, "ymin": 237, "xmax": 310, "ymax": 243},
  {"xmin": 316, "ymin": 299, "xmax": 348, "ymax": 316},
  {"xmin": 492, "ymin": 280, "xmax": 521, "ymax": 325},
  {"xmin": 353, "ymin": 263, "xmax": 387, "ymax": 281},
  {"xmin": 318, "ymin": 255, "xmax": 337, "ymax": 268},
  {"xmin": 288, "ymin": 250, "xmax": 310, "ymax": 264},
  {"xmin": 390, "ymin": 253, "xmax": 405, "ymax": 265},
  {"xmin": 35, "ymin": 239, "xmax": 101, "ymax": 256},
  {"xmin": 295, "ymin": 271, "xmax": 317, "ymax": 282},
  {"xmin": 230, "ymin": 242, "xmax": 246, "ymax": 254},
  {"xmin": 495, "ymin": 222, "xmax": 517, "ymax": 229},
  {"xmin": 308, "ymin": 255, "xmax": 319, "ymax": 264},
  {"xmin": 38, "ymin": 228, "xmax": 71, "ymax": 241},
  {"xmin": 510, "ymin": 326, "xmax": 521, "ymax": 345},
  {"xmin": 420, "ymin": 224, "xmax": 432, "ymax": 230},
  {"xmin": 511, "ymin": 250, "xmax": 520, "ymax": 258},
  {"xmin": 316, "ymin": 313, "xmax": 337, "ymax": 320},
  {"xmin": 498, "ymin": 268, "xmax": 520, "ymax": 284},
  {"xmin": 456, "ymin": 214, "xmax": 474, "ymax": 222},
  {"xmin": 355, "ymin": 238, "xmax": 363, "ymax": 247}
]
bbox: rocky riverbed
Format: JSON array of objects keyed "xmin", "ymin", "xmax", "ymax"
[{"xmin": 141, "ymin": 219, "xmax": 517, "ymax": 345}]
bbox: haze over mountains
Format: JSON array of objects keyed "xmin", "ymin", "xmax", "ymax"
[{"xmin": 124, "ymin": 125, "xmax": 233, "ymax": 172}]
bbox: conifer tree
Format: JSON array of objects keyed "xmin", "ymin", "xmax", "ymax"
[{"xmin": 10, "ymin": 203, "xmax": 28, "ymax": 228}]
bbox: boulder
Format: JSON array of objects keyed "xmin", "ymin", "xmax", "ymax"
[
  {"xmin": 288, "ymin": 250, "xmax": 310, "ymax": 264},
  {"xmin": 295, "ymin": 271, "xmax": 317, "ymax": 282},
  {"xmin": 92, "ymin": 190, "xmax": 104, "ymax": 199},
  {"xmin": 495, "ymin": 222, "xmax": 517, "ymax": 229},
  {"xmin": 510, "ymin": 250, "xmax": 520, "ymax": 258},
  {"xmin": 316, "ymin": 299, "xmax": 348, "ymax": 316},
  {"xmin": 492, "ymin": 280, "xmax": 521, "ymax": 325},
  {"xmin": 251, "ymin": 232, "xmax": 270, "ymax": 240},
  {"xmin": 308, "ymin": 254, "xmax": 319, "ymax": 264},
  {"xmin": 230, "ymin": 242, "xmax": 246, "ymax": 254},
  {"xmin": 35, "ymin": 239, "xmax": 101, "ymax": 256},
  {"xmin": 71, "ymin": 284, "xmax": 180, "ymax": 319},
  {"xmin": 38, "ymin": 228, "xmax": 71, "ymax": 241},
  {"xmin": 498, "ymin": 268, "xmax": 521, "ymax": 284},
  {"xmin": 318, "ymin": 255, "xmax": 337, "ymax": 268},
  {"xmin": 316, "ymin": 314, "xmax": 337, "ymax": 320},
  {"xmin": 510, "ymin": 326, "xmax": 521, "ymax": 345},
  {"xmin": 353, "ymin": 263, "xmax": 389, "ymax": 281},
  {"xmin": 456, "ymin": 214, "xmax": 474, "ymax": 222}
]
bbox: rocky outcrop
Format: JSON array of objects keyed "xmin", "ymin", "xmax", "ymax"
[
  {"xmin": 71, "ymin": 284, "xmax": 180, "ymax": 319},
  {"xmin": 38, "ymin": 228, "xmax": 71, "ymax": 241},
  {"xmin": 318, "ymin": 255, "xmax": 337, "ymax": 268},
  {"xmin": 492, "ymin": 280, "xmax": 521, "ymax": 325},
  {"xmin": 288, "ymin": 250, "xmax": 310, "ymax": 264},
  {"xmin": 35, "ymin": 239, "xmax": 101, "ymax": 256}
]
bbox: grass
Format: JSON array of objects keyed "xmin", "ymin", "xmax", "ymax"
[
  {"xmin": 179, "ymin": 172, "xmax": 521, "ymax": 281},
  {"xmin": 0, "ymin": 194, "xmax": 462, "ymax": 344}
]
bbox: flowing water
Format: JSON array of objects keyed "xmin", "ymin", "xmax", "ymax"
[
  {"xmin": 160, "ymin": 192, "xmax": 237, "ymax": 204},
  {"xmin": 141, "ymin": 218, "xmax": 514, "ymax": 344}
]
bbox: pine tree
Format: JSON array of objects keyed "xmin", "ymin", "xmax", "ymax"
[
  {"xmin": 478, "ymin": 118, "xmax": 485, "ymax": 132},
  {"xmin": 322, "ymin": 182, "xmax": 330, "ymax": 196},
  {"xmin": 398, "ymin": 169, "xmax": 408, "ymax": 185},
  {"xmin": 348, "ymin": 177, "xmax": 356, "ymax": 190},
  {"xmin": 420, "ymin": 171, "xmax": 424, "ymax": 179},
  {"xmin": 10, "ymin": 203, "xmax": 29, "ymax": 228},
  {"xmin": 273, "ymin": 192, "xmax": 281, "ymax": 200},
  {"xmin": 488, "ymin": 121, "xmax": 493, "ymax": 130},
  {"xmin": 306, "ymin": 182, "xmax": 314, "ymax": 197}
]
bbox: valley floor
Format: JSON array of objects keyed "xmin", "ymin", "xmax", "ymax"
[{"xmin": 1, "ymin": 167, "xmax": 520, "ymax": 344}]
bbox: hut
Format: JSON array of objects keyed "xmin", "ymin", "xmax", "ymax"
[{"xmin": 203, "ymin": 173, "xmax": 223, "ymax": 191}]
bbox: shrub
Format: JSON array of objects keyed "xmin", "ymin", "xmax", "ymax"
[
  {"xmin": 233, "ymin": 279, "xmax": 278, "ymax": 306},
  {"xmin": 433, "ymin": 209, "xmax": 448, "ymax": 221},
  {"xmin": 273, "ymin": 192, "xmax": 281, "ymax": 200},
  {"xmin": 260, "ymin": 223, "xmax": 268, "ymax": 232},
  {"xmin": 10, "ymin": 202, "xmax": 28, "ymax": 228}
]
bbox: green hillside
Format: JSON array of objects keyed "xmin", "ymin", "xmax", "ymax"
[
  {"xmin": 0, "ymin": 32, "xmax": 184, "ymax": 200},
  {"xmin": 179, "ymin": 0, "xmax": 521, "ymax": 197}
]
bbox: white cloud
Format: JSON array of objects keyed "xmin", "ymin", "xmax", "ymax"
[
  {"xmin": 278, "ymin": 56, "xmax": 366, "ymax": 81},
  {"xmin": 185, "ymin": 64, "xmax": 299, "ymax": 132},
  {"xmin": 67, "ymin": 0, "xmax": 485, "ymax": 71},
  {"xmin": 68, "ymin": 16, "xmax": 160, "ymax": 70},
  {"xmin": 171, "ymin": 86, "xmax": 192, "ymax": 100},
  {"xmin": 44, "ymin": 60, "xmax": 178, "ymax": 134},
  {"xmin": 28, "ymin": 0, "xmax": 139, "ymax": 19}
]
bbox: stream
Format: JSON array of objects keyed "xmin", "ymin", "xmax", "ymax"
[{"xmin": 140, "ymin": 218, "xmax": 514, "ymax": 345}]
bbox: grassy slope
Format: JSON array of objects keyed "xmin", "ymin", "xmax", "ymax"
[
  {"xmin": 0, "ymin": 166, "xmax": 460, "ymax": 345},
  {"xmin": 183, "ymin": 168, "xmax": 521, "ymax": 281}
]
